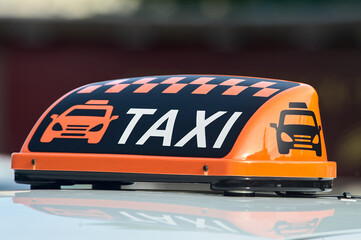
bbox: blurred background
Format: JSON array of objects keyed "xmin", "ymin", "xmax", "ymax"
[{"xmin": 0, "ymin": 0, "xmax": 360, "ymax": 191}]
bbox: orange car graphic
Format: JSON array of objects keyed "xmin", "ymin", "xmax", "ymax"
[{"xmin": 40, "ymin": 100, "xmax": 118, "ymax": 144}]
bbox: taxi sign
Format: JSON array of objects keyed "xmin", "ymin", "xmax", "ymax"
[{"xmin": 11, "ymin": 75, "xmax": 337, "ymax": 192}]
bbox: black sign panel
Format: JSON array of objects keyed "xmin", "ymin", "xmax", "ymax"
[{"xmin": 28, "ymin": 75, "xmax": 299, "ymax": 158}]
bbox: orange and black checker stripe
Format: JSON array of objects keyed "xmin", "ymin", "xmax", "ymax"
[{"xmin": 77, "ymin": 76, "xmax": 282, "ymax": 98}]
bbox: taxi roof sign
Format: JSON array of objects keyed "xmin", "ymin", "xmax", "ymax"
[{"xmin": 11, "ymin": 75, "xmax": 336, "ymax": 193}]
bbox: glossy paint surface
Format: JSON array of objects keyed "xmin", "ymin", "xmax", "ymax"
[{"xmin": 1, "ymin": 189, "xmax": 360, "ymax": 240}]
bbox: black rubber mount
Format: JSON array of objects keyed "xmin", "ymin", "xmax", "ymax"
[
  {"xmin": 224, "ymin": 191, "xmax": 255, "ymax": 197},
  {"xmin": 16, "ymin": 170, "xmax": 333, "ymax": 193}
]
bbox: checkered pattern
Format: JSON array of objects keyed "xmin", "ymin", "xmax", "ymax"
[{"xmin": 78, "ymin": 76, "xmax": 281, "ymax": 98}]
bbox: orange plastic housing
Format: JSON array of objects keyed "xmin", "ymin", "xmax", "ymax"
[{"xmin": 12, "ymin": 75, "xmax": 336, "ymax": 192}]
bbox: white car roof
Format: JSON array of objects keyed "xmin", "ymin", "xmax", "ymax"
[{"xmin": 1, "ymin": 189, "xmax": 361, "ymax": 240}]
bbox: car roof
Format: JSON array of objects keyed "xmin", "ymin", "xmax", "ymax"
[
  {"xmin": 1, "ymin": 154, "xmax": 360, "ymax": 239},
  {"xmin": 1, "ymin": 189, "xmax": 361, "ymax": 240}
]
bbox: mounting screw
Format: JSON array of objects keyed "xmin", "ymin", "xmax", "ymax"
[
  {"xmin": 31, "ymin": 159, "xmax": 36, "ymax": 165},
  {"xmin": 203, "ymin": 165, "xmax": 208, "ymax": 172}
]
